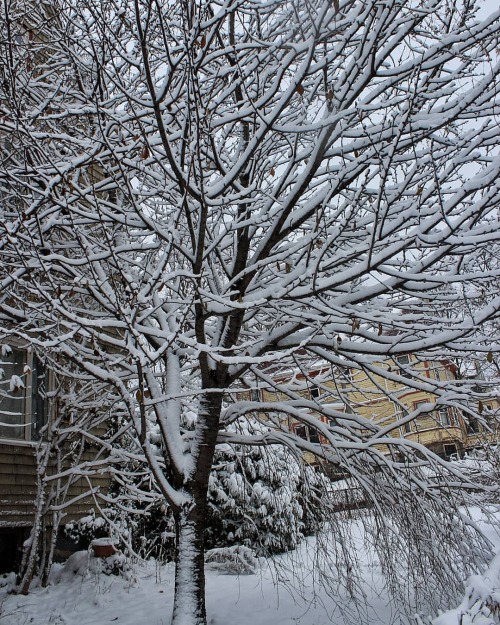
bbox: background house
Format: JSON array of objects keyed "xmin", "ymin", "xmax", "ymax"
[
  {"xmin": 0, "ymin": 335, "xmax": 112, "ymax": 574},
  {"xmin": 249, "ymin": 355, "xmax": 499, "ymax": 470},
  {"xmin": 0, "ymin": 1, "xmax": 112, "ymax": 576}
]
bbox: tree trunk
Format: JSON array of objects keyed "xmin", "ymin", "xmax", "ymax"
[
  {"xmin": 171, "ymin": 504, "xmax": 207, "ymax": 625},
  {"xmin": 18, "ymin": 466, "xmax": 46, "ymax": 594},
  {"xmin": 169, "ymin": 384, "xmax": 224, "ymax": 624}
]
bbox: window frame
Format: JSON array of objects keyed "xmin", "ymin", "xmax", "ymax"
[
  {"xmin": 250, "ymin": 388, "xmax": 260, "ymax": 402},
  {"xmin": 435, "ymin": 406, "xmax": 452, "ymax": 427},
  {"xmin": 395, "ymin": 354, "xmax": 412, "ymax": 379},
  {"xmin": 294, "ymin": 423, "xmax": 320, "ymax": 444},
  {"xmin": 0, "ymin": 345, "xmax": 48, "ymax": 443},
  {"xmin": 394, "ymin": 403, "xmax": 412, "ymax": 435},
  {"xmin": 466, "ymin": 414, "xmax": 481, "ymax": 434},
  {"xmin": 309, "ymin": 385, "xmax": 320, "ymax": 401}
]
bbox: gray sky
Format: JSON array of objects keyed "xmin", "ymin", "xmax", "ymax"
[{"xmin": 478, "ymin": 0, "xmax": 499, "ymax": 18}]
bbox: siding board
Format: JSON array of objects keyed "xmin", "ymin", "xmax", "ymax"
[{"xmin": 0, "ymin": 442, "xmax": 110, "ymax": 528}]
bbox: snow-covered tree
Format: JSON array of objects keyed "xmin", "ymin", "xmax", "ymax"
[{"xmin": 1, "ymin": 0, "xmax": 500, "ymax": 623}]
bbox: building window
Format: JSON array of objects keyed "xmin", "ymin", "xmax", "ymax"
[
  {"xmin": 294, "ymin": 424, "xmax": 320, "ymax": 444},
  {"xmin": 443, "ymin": 444, "xmax": 457, "ymax": 460},
  {"xmin": 310, "ymin": 385, "xmax": 320, "ymax": 401},
  {"xmin": 413, "ymin": 399, "xmax": 428, "ymax": 413},
  {"xmin": 295, "ymin": 424, "xmax": 307, "ymax": 439},
  {"xmin": 250, "ymin": 388, "xmax": 260, "ymax": 402},
  {"xmin": 394, "ymin": 404, "xmax": 411, "ymax": 434},
  {"xmin": 308, "ymin": 428, "xmax": 320, "ymax": 444},
  {"xmin": 411, "ymin": 399, "xmax": 431, "ymax": 431},
  {"xmin": 0, "ymin": 346, "xmax": 47, "ymax": 441},
  {"xmin": 435, "ymin": 406, "xmax": 451, "ymax": 427},
  {"xmin": 395, "ymin": 354, "xmax": 412, "ymax": 379},
  {"xmin": 466, "ymin": 415, "xmax": 481, "ymax": 434},
  {"xmin": 401, "ymin": 421, "xmax": 412, "ymax": 434}
]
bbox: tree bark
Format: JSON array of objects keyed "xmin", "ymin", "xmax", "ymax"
[
  {"xmin": 171, "ymin": 504, "xmax": 208, "ymax": 625},
  {"xmin": 170, "ymin": 389, "xmax": 223, "ymax": 625}
]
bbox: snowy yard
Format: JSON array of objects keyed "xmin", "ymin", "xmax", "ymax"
[{"xmin": 2, "ymin": 509, "xmax": 500, "ymax": 625}]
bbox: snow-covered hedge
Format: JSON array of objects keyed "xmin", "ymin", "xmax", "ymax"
[
  {"xmin": 205, "ymin": 545, "xmax": 258, "ymax": 575},
  {"xmin": 204, "ymin": 420, "xmax": 327, "ymax": 555}
]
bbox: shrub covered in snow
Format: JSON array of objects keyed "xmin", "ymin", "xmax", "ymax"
[
  {"xmin": 205, "ymin": 545, "xmax": 258, "ymax": 575},
  {"xmin": 65, "ymin": 511, "xmax": 109, "ymax": 549},
  {"xmin": 49, "ymin": 550, "xmax": 133, "ymax": 584},
  {"xmin": 65, "ymin": 418, "xmax": 327, "ymax": 561},
  {"xmin": 204, "ymin": 420, "xmax": 327, "ymax": 555}
]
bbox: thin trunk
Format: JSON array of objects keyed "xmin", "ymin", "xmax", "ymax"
[
  {"xmin": 18, "ymin": 466, "xmax": 46, "ymax": 593},
  {"xmin": 42, "ymin": 446, "xmax": 64, "ymax": 587},
  {"xmin": 37, "ymin": 519, "xmax": 48, "ymax": 582},
  {"xmin": 18, "ymin": 518, "xmax": 40, "ymax": 594},
  {"xmin": 41, "ymin": 510, "xmax": 60, "ymax": 587},
  {"xmin": 171, "ymin": 505, "xmax": 207, "ymax": 625}
]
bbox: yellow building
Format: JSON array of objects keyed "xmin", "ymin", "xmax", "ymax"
[
  {"xmin": 345, "ymin": 356, "xmax": 466, "ymax": 459},
  {"xmin": 251, "ymin": 355, "xmax": 498, "ymax": 462}
]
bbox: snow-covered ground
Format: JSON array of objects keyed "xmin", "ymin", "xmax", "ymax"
[{"xmin": 1, "ymin": 509, "xmax": 500, "ymax": 625}]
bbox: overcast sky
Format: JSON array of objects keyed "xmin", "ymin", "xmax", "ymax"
[{"xmin": 478, "ymin": 0, "xmax": 499, "ymax": 17}]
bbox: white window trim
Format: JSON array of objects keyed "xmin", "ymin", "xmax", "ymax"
[{"xmin": 0, "ymin": 344, "xmax": 49, "ymax": 442}]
